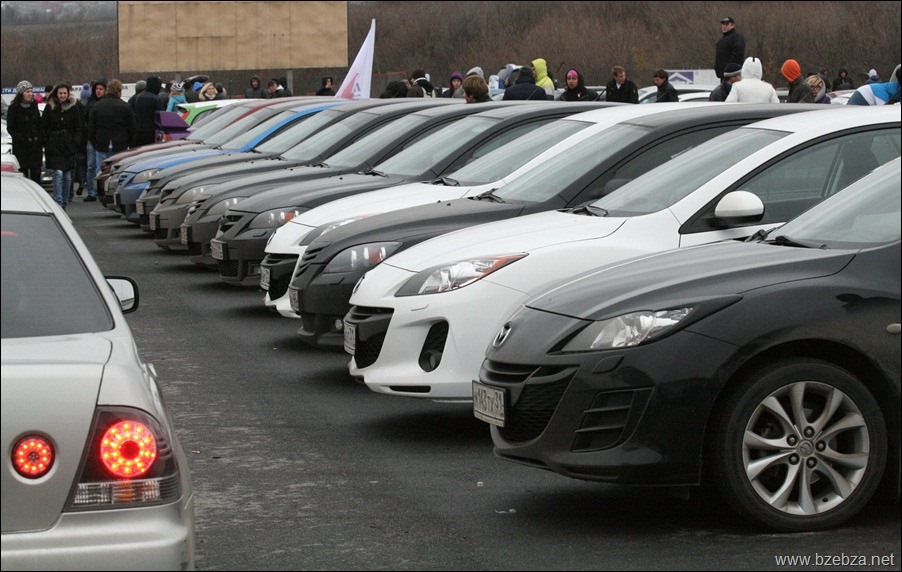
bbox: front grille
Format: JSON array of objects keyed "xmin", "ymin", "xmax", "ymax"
[
  {"xmin": 347, "ymin": 306, "xmax": 393, "ymax": 368},
  {"xmin": 269, "ymin": 273, "xmax": 292, "ymax": 299},
  {"xmin": 356, "ymin": 332, "xmax": 385, "ymax": 368},
  {"xmin": 294, "ymin": 244, "xmax": 326, "ymax": 279},
  {"xmin": 483, "ymin": 360, "xmax": 576, "ymax": 444},
  {"xmin": 571, "ymin": 388, "xmax": 652, "ymax": 452},
  {"xmin": 219, "ymin": 214, "xmax": 242, "ymax": 233},
  {"xmin": 154, "ymin": 228, "xmax": 167, "ymax": 240},
  {"xmin": 217, "ymin": 259, "xmax": 239, "ymax": 278}
]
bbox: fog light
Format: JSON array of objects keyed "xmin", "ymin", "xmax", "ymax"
[{"xmin": 334, "ymin": 319, "xmax": 344, "ymax": 332}]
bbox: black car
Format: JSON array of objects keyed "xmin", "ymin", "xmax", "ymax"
[
  {"xmin": 287, "ymin": 104, "xmax": 822, "ymax": 351},
  {"xmin": 473, "ymin": 158, "xmax": 901, "ymax": 532},
  {"xmin": 210, "ymin": 102, "xmax": 611, "ymax": 286}
]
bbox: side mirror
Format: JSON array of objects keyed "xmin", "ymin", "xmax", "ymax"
[
  {"xmin": 106, "ymin": 277, "xmax": 139, "ymax": 313},
  {"xmin": 714, "ymin": 190, "xmax": 764, "ymax": 223}
]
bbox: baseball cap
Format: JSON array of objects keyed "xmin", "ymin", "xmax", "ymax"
[{"xmin": 721, "ymin": 17, "xmax": 734, "ymax": 24}]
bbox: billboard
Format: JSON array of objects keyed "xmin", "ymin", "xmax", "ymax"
[{"xmin": 119, "ymin": 1, "xmax": 347, "ymax": 73}]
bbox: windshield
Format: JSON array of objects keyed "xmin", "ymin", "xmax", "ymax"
[
  {"xmin": 203, "ymin": 108, "xmax": 282, "ymax": 147},
  {"xmin": 186, "ymin": 104, "xmax": 253, "ymax": 141},
  {"xmin": 322, "ymin": 114, "xmax": 431, "ymax": 169},
  {"xmin": 448, "ymin": 119, "xmax": 593, "ymax": 185},
  {"xmin": 256, "ymin": 107, "xmax": 346, "ymax": 155},
  {"xmin": 771, "ymin": 158, "xmax": 901, "ymax": 248},
  {"xmin": 221, "ymin": 109, "xmax": 306, "ymax": 150},
  {"xmin": 374, "ymin": 116, "xmax": 500, "ymax": 177},
  {"xmin": 281, "ymin": 110, "xmax": 386, "ymax": 161},
  {"xmin": 593, "ymin": 128, "xmax": 786, "ymax": 215},
  {"xmin": 493, "ymin": 124, "xmax": 650, "ymax": 202}
]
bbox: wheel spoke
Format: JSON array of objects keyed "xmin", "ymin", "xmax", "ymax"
[
  {"xmin": 789, "ymin": 382, "xmax": 808, "ymax": 431},
  {"xmin": 744, "ymin": 430, "xmax": 788, "ymax": 451},
  {"xmin": 819, "ymin": 448, "xmax": 869, "ymax": 470},
  {"xmin": 810, "ymin": 385, "xmax": 844, "ymax": 433},
  {"xmin": 796, "ymin": 464, "xmax": 818, "ymax": 514},
  {"xmin": 820, "ymin": 412, "xmax": 866, "ymax": 442},
  {"xmin": 813, "ymin": 459, "xmax": 854, "ymax": 498},
  {"xmin": 746, "ymin": 449, "xmax": 791, "ymax": 480},
  {"xmin": 760, "ymin": 396, "xmax": 797, "ymax": 435},
  {"xmin": 763, "ymin": 462, "xmax": 801, "ymax": 509}
]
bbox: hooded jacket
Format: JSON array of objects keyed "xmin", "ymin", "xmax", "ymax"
[
  {"xmin": 246, "ymin": 75, "xmax": 269, "ymax": 99},
  {"xmin": 558, "ymin": 69, "xmax": 599, "ymax": 101},
  {"xmin": 848, "ymin": 64, "xmax": 901, "ymax": 105},
  {"xmin": 782, "ymin": 59, "xmax": 813, "ymax": 103},
  {"xmin": 725, "ymin": 57, "xmax": 780, "ymax": 103},
  {"xmin": 42, "ymin": 92, "xmax": 82, "ymax": 170},
  {"xmin": 7, "ymin": 94, "xmax": 44, "ymax": 168},
  {"xmin": 502, "ymin": 67, "xmax": 548, "ymax": 100},
  {"xmin": 134, "ymin": 77, "xmax": 165, "ymax": 145},
  {"xmin": 532, "ymin": 58, "xmax": 555, "ymax": 93}
]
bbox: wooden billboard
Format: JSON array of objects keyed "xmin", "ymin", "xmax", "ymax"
[{"xmin": 119, "ymin": 1, "xmax": 347, "ymax": 73}]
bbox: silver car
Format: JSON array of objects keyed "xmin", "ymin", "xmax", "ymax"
[{"xmin": 1, "ymin": 172, "xmax": 194, "ymax": 570}]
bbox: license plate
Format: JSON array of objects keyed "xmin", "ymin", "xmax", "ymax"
[
  {"xmin": 180, "ymin": 224, "xmax": 190, "ymax": 244},
  {"xmin": 473, "ymin": 380, "xmax": 506, "ymax": 426},
  {"xmin": 343, "ymin": 321, "xmax": 356, "ymax": 355},
  {"xmin": 148, "ymin": 214, "xmax": 156, "ymax": 230},
  {"xmin": 136, "ymin": 201, "xmax": 145, "ymax": 215},
  {"xmin": 260, "ymin": 266, "xmax": 271, "ymax": 291},
  {"xmin": 211, "ymin": 240, "xmax": 224, "ymax": 260}
]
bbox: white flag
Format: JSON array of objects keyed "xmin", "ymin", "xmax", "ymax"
[{"xmin": 335, "ymin": 19, "xmax": 375, "ymax": 100}]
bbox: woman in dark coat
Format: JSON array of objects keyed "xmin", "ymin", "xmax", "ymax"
[
  {"xmin": 42, "ymin": 82, "xmax": 82, "ymax": 209},
  {"xmin": 6, "ymin": 80, "xmax": 45, "ymax": 186}
]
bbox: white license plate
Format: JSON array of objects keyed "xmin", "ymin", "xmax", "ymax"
[
  {"xmin": 473, "ymin": 380, "xmax": 506, "ymax": 427},
  {"xmin": 343, "ymin": 321, "xmax": 356, "ymax": 355},
  {"xmin": 148, "ymin": 214, "xmax": 156, "ymax": 230},
  {"xmin": 260, "ymin": 266, "xmax": 271, "ymax": 290},
  {"xmin": 180, "ymin": 224, "xmax": 190, "ymax": 244},
  {"xmin": 136, "ymin": 201, "xmax": 145, "ymax": 215},
  {"xmin": 211, "ymin": 240, "xmax": 224, "ymax": 260}
]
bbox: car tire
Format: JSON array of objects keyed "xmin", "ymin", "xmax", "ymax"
[{"xmin": 711, "ymin": 358, "xmax": 887, "ymax": 532}]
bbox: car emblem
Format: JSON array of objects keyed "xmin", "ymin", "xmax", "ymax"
[
  {"xmin": 493, "ymin": 322, "xmax": 512, "ymax": 348},
  {"xmin": 352, "ymin": 275, "xmax": 365, "ymax": 295}
]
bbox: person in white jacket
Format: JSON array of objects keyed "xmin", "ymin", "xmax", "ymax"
[{"xmin": 725, "ymin": 57, "xmax": 780, "ymax": 103}]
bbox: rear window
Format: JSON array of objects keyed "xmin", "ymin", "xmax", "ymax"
[{"xmin": 2, "ymin": 213, "xmax": 112, "ymax": 338}]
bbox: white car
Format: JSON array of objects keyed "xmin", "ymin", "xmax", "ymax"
[
  {"xmin": 344, "ymin": 106, "xmax": 901, "ymax": 401},
  {"xmin": 1, "ymin": 172, "xmax": 195, "ymax": 569},
  {"xmin": 262, "ymin": 103, "xmax": 704, "ymax": 317}
]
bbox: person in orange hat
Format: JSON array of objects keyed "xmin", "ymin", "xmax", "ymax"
[{"xmin": 781, "ymin": 59, "xmax": 814, "ymax": 103}]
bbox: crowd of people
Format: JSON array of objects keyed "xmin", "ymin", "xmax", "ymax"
[{"xmin": 6, "ymin": 14, "xmax": 899, "ymax": 210}]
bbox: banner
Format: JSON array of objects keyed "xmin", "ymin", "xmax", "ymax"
[{"xmin": 335, "ymin": 19, "xmax": 376, "ymax": 100}]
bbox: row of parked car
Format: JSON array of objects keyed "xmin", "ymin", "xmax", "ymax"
[{"xmin": 10, "ymin": 96, "xmax": 896, "ymax": 568}]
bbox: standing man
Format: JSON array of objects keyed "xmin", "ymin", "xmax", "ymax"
[
  {"xmin": 87, "ymin": 79, "xmax": 135, "ymax": 202},
  {"xmin": 781, "ymin": 59, "xmax": 813, "ymax": 103},
  {"xmin": 605, "ymin": 65, "xmax": 639, "ymax": 103},
  {"xmin": 715, "ymin": 16, "xmax": 746, "ymax": 81},
  {"xmin": 133, "ymin": 76, "xmax": 164, "ymax": 147},
  {"xmin": 502, "ymin": 65, "xmax": 547, "ymax": 100},
  {"xmin": 709, "ymin": 62, "xmax": 742, "ymax": 101},
  {"xmin": 83, "ymin": 78, "xmax": 107, "ymax": 197},
  {"xmin": 246, "ymin": 76, "xmax": 268, "ymax": 98},
  {"xmin": 652, "ymin": 69, "xmax": 679, "ymax": 102}
]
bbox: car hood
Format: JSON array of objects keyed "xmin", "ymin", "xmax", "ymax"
[
  {"xmin": 526, "ymin": 241, "xmax": 855, "ymax": 320},
  {"xmin": 229, "ymin": 174, "xmax": 408, "ymax": 215},
  {"xmin": 383, "ymin": 209, "xmax": 626, "ymax": 271},
  {"xmin": 1, "ymin": 336, "xmax": 110, "ymax": 532}
]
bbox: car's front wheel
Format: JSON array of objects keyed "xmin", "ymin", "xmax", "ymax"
[{"xmin": 711, "ymin": 358, "xmax": 886, "ymax": 532}]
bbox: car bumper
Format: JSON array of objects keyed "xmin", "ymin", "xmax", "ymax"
[
  {"xmin": 150, "ymin": 202, "xmax": 192, "ymax": 250},
  {"xmin": 290, "ymin": 265, "xmax": 360, "ymax": 351},
  {"xmin": 1, "ymin": 493, "xmax": 195, "ymax": 571},
  {"xmin": 213, "ymin": 231, "xmax": 274, "ymax": 286}
]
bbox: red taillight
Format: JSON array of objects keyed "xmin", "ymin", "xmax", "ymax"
[
  {"xmin": 13, "ymin": 435, "xmax": 54, "ymax": 478},
  {"xmin": 100, "ymin": 420, "xmax": 157, "ymax": 478}
]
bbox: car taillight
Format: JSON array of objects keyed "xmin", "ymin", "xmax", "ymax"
[
  {"xmin": 13, "ymin": 435, "xmax": 55, "ymax": 478},
  {"xmin": 66, "ymin": 408, "xmax": 181, "ymax": 511}
]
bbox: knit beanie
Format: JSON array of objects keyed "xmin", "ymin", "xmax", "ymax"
[
  {"xmin": 781, "ymin": 59, "xmax": 802, "ymax": 82},
  {"xmin": 16, "ymin": 80, "xmax": 33, "ymax": 94},
  {"xmin": 80, "ymin": 82, "xmax": 91, "ymax": 100},
  {"xmin": 466, "ymin": 67, "xmax": 484, "ymax": 79}
]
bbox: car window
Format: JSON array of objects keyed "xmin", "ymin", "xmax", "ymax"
[
  {"xmin": 448, "ymin": 119, "xmax": 593, "ymax": 185},
  {"xmin": 2, "ymin": 213, "xmax": 113, "ymax": 339},
  {"xmin": 202, "ymin": 108, "xmax": 281, "ymax": 147},
  {"xmin": 185, "ymin": 105, "xmax": 248, "ymax": 141},
  {"xmin": 443, "ymin": 118, "xmax": 559, "ymax": 173},
  {"xmin": 279, "ymin": 110, "xmax": 389, "ymax": 161},
  {"xmin": 222, "ymin": 109, "xmax": 306, "ymax": 150},
  {"xmin": 736, "ymin": 128, "xmax": 901, "ymax": 224}
]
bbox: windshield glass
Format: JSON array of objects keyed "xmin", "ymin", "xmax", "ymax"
[
  {"xmin": 281, "ymin": 110, "xmax": 387, "ymax": 161},
  {"xmin": 593, "ymin": 128, "xmax": 786, "ymax": 215},
  {"xmin": 221, "ymin": 109, "xmax": 307, "ymax": 150},
  {"xmin": 375, "ymin": 116, "xmax": 500, "ymax": 177},
  {"xmin": 771, "ymin": 158, "xmax": 901, "ymax": 248},
  {"xmin": 256, "ymin": 107, "xmax": 347, "ymax": 155},
  {"xmin": 203, "ymin": 108, "xmax": 282, "ymax": 147},
  {"xmin": 322, "ymin": 114, "xmax": 431, "ymax": 168},
  {"xmin": 186, "ymin": 105, "xmax": 256, "ymax": 141},
  {"xmin": 448, "ymin": 119, "xmax": 593, "ymax": 185},
  {"xmin": 493, "ymin": 123, "xmax": 650, "ymax": 202}
]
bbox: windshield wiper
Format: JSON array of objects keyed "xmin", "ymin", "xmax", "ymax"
[
  {"xmin": 361, "ymin": 167, "xmax": 387, "ymax": 177},
  {"xmin": 476, "ymin": 190, "xmax": 505, "ymax": 203},
  {"xmin": 432, "ymin": 177, "xmax": 459, "ymax": 187},
  {"xmin": 568, "ymin": 204, "xmax": 608, "ymax": 216},
  {"xmin": 745, "ymin": 226, "xmax": 780, "ymax": 242},
  {"xmin": 771, "ymin": 235, "xmax": 826, "ymax": 249},
  {"xmin": 310, "ymin": 161, "xmax": 329, "ymax": 168}
]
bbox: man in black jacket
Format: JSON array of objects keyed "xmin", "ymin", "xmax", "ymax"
[
  {"xmin": 653, "ymin": 69, "xmax": 679, "ymax": 102},
  {"xmin": 502, "ymin": 65, "xmax": 548, "ymax": 100},
  {"xmin": 715, "ymin": 16, "xmax": 746, "ymax": 80},
  {"xmin": 133, "ymin": 76, "xmax": 164, "ymax": 147},
  {"xmin": 87, "ymin": 80, "xmax": 136, "ymax": 200}
]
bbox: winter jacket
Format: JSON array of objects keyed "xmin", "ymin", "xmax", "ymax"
[
  {"xmin": 133, "ymin": 78, "xmax": 165, "ymax": 146},
  {"xmin": 558, "ymin": 69, "xmax": 599, "ymax": 102},
  {"xmin": 246, "ymin": 76, "xmax": 269, "ymax": 99},
  {"xmin": 7, "ymin": 98, "xmax": 44, "ymax": 169},
  {"xmin": 847, "ymin": 64, "xmax": 902, "ymax": 105},
  {"xmin": 42, "ymin": 94, "xmax": 83, "ymax": 171},
  {"xmin": 786, "ymin": 78, "xmax": 814, "ymax": 103},
  {"xmin": 88, "ymin": 95, "xmax": 136, "ymax": 154},
  {"xmin": 605, "ymin": 78, "xmax": 639, "ymax": 103},
  {"xmin": 715, "ymin": 28, "xmax": 746, "ymax": 79},
  {"xmin": 725, "ymin": 57, "xmax": 780, "ymax": 103},
  {"xmin": 166, "ymin": 93, "xmax": 187, "ymax": 112},
  {"xmin": 532, "ymin": 58, "xmax": 555, "ymax": 95},
  {"xmin": 708, "ymin": 82, "xmax": 732, "ymax": 102},
  {"xmin": 655, "ymin": 80, "xmax": 679, "ymax": 102},
  {"xmin": 833, "ymin": 71, "xmax": 854, "ymax": 91},
  {"xmin": 502, "ymin": 69, "xmax": 548, "ymax": 100}
]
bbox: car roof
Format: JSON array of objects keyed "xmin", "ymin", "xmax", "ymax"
[
  {"xmin": 743, "ymin": 105, "xmax": 900, "ymax": 134},
  {"xmin": 458, "ymin": 101, "xmax": 614, "ymax": 120},
  {"xmin": 1, "ymin": 172, "xmax": 55, "ymax": 214}
]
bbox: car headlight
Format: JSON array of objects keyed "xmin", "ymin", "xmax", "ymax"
[
  {"xmin": 206, "ymin": 197, "xmax": 247, "ymax": 216},
  {"xmin": 249, "ymin": 208, "xmax": 304, "ymax": 229},
  {"xmin": 132, "ymin": 169, "xmax": 160, "ymax": 184},
  {"xmin": 324, "ymin": 242, "xmax": 401, "ymax": 274},
  {"xmin": 395, "ymin": 254, "xmax": 526, "ymax": 297},
  {"xmin": 176, "ymin": 186, "xmax": 214, "ymax": 204},
  {"xmin": 562, "ymin": 308, "xmax": 694, "ymax": 352}
]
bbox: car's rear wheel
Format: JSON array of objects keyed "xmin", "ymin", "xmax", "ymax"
[{"xmin": 711, "ymin": 358, "xmax": 886, "ymax": 531}]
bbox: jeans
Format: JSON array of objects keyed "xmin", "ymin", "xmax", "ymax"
[
  {"xmin": 85, "ymin": 142, "xmax": 99, "ymax": 197},
  {"xmin": 51, "ymin": 169, "xmax": 74, "ymax": 209}
]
